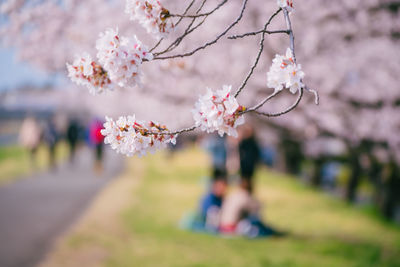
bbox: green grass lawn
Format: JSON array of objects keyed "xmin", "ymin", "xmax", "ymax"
[
  {"xmin": 0, "ymin": 143, "xmax": 68, "ymax": 185},
  {"xmin": 67, "ymin": 147, "xmax": 400, "ymax": 267}
]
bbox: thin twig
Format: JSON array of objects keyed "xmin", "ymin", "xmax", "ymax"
[
  {"xmin": 169, "ymin": 0, "xmax": 227, "ymax": 19},
  {"xmin": 305, "ymin": 85, "xmax": 320, "ymax": 105},
  {"xmin": 153, "ymin": 0, "xmax": 249, "ymax": 60},
  {"xmin": 175, "ymin": 0, "xmax": 197, "ymax": 27},
  {"xmin": 150, "ymin": 0, "xmax": 197, "ymax": 52},
  {"xmin": 165, "ymin": 2, "xmax": 209, "ymax": 53},
  {"xmin": 152, "ymin": 6, "xmax": 312, "ymax": 131},
  {"xmin": 284, "ymin": 8, "xmax": 320, "ymax": 106},
  {"xmin": 251, "ymin": 87, "xmax": 304, "ymax": 117},
  {"xmin": 150, "ymin": 38, "xmax": 164, "ymax": 53},
  {"xmin": 283, "ymin": 8, "xmax": 296, "ymax": 63},
  {"xmin": 155, "ymin": 0, "xmax": 209, "ymax": 56},
  {"xmin": 234, "ymin": 8, "xmax": 282, "ymax": 98},
  {"xmin": 247, "ymin": 9, "xmax": 303, "ymax": 117},
  {"xmin": 228, "ymin": 29, "xmax": 289, "ymax": 40},
  {"xmin": 239, "ymin": 8, "xmax": 311, "ymax": 116},
  {"xmin": 146, "ymin": 125, "xmax": 198, "ymax": 136},
  {"xmin": 247, "ymin": 90, "xmax": 282, "ymax": 112},
  {"xmin": 156, "ymin": 0, "xmax": 208, "ymax": 55}
]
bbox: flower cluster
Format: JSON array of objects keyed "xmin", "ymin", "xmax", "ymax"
[
  {"xmin": 125, "ymin": 0, "xmax": 174, "ymax": 39},
  {"xmin": 267, "ymin": 48, "xmax": 304, "ymax": 94},
  {"xmin": 66, "ymin": 53, "xmax": 113, "ymax": 95},
  {"xmin": 277, "ymin": 0, "xmax": 294, "ymax": 12},
  {"xmin": 101, "ymin": 115, "xmax": 177, "ymax": 157},
  {"xmin": 67, "ymin": 28, "xmax": 153, "ymax": 93},
  {"xmin": 96, "ymin": 28, "xmax": 153, "ymax": 88},
  {"xmin": 192, "ymin": 85, "xmax": 245, "ymax": 137}
]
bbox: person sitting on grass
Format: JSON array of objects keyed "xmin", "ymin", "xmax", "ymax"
[
  {"xmin": 199, "ymin": 170, "xmax": 228, "ymax": 231},
  {"xmin": 180, "ymin": 169, "xmax": 228, "ymax": 233},
  {"xmin": 219, "ymin": 178, "xmax": 282, "ymax": 238}
]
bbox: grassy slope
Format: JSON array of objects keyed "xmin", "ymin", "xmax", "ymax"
[
  {"xmin": 0, "ymin": 143, "xmax": 68, "ymax": 185},
  {"xmin": 110, "ymin": 148, "xmax": 400, "ymax": 267},
  {"xmin": 48, "ymin": 147, "xmax": 400, "ymax": 267}
]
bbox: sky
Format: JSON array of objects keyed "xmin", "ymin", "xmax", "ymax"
[{"xmin": 0, "ymin": 47, "xmax": 57, "ymax": 91}]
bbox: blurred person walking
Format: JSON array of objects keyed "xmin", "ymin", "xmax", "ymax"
[
  {"xmin": 200, "ymin": 170, "xmax": 228, "ymax": 231},
  {"xmin": 89, "ymin": 118, "xmax": 105, "ymax": 174},
  {"xmin": 203, "ymin": 133, "xmax": 227, "ymax": 174},
  {"xmin": 66, "ymin": 118, "xmax": 80, "ymax": 164},
  {"xmin": 226, "ymin": 136, "xmax": 240, "ymax": 176},
  {"xmin": 19, "ymin": 116, "xmax": 42, "ymax": 167},
  {"xmin": 43, "ymin": 117, "xmax": 59, "ymax": 170},
  {"xmin": 238, "ymin": 125, "xmax": 261, "ymax": 183}
]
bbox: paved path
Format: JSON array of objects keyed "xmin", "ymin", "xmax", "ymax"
[{"xmin": 0, "ymin": 147, "xmax": 124, "ymax": 267}]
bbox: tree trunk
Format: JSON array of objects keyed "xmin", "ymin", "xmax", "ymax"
[
  {"xmin": 368, "ymin": 157, "xmax": 384, "ymax": 210},
  {"xmin": 345, "ymin": 149, "xmax": 361, "ymax": 202},
  {"xmin": 311, "ymin": 158, "xmax": 324, "ymax": 187},
  {"xmin": 281, "ymin": 137, "xmax": 303, "ymax": 176},
  {"xmin": 381, "ymin": 162, "xmax": 400, "ymax": 219}
]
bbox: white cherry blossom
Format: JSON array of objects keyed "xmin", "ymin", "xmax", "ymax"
[
  {"xmin": 192, "ymin": 85, "xmax": 245, "ymax": 137},
  {"xmin": 125, "ymin": 0, "xmax": 174, "ymax": 39},
  {"xmin": 267, "ymin": 48, "xmax": 304, "ymax": 94},
  {"xmin": 96, "ymin": 28, "xmax": 153, "ymax": 88},
  {"xmin": 277, "ymin": 0, "xmax": 294, "ymax": 12},
  {"xmin": 66, "ymin": 53, "xmax": 113, "ymax": 95},
  {"xmin": 101, "ymin": 115, "xmax": 177, "ymax": 157}
]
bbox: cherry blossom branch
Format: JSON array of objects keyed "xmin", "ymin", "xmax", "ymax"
[
  {"xmin": 151, "ymin": 6, "xmax": 313, "ymax": 136},
  {"xmin": 237, "ymin": 7, "xmax": 316, "ymax": 116},
  {"xmin": 234, "ymin": 8, "xmax": 282, "ymax": 98},
  {"xmin": 67, "ymin": 1, "xmax": 319, "ymax": 157},
  {"xmin": 153, "ymin": 0, "xmax": 248, "ymax": 60},
  {"xmin": 283, "ymin": 8, "xmax": 319, "ymax": 104}
]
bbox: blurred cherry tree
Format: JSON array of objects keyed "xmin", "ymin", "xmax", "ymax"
[{"xmin": 2, "ymin": 0, "xmax": 399, "ymax": 219}]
